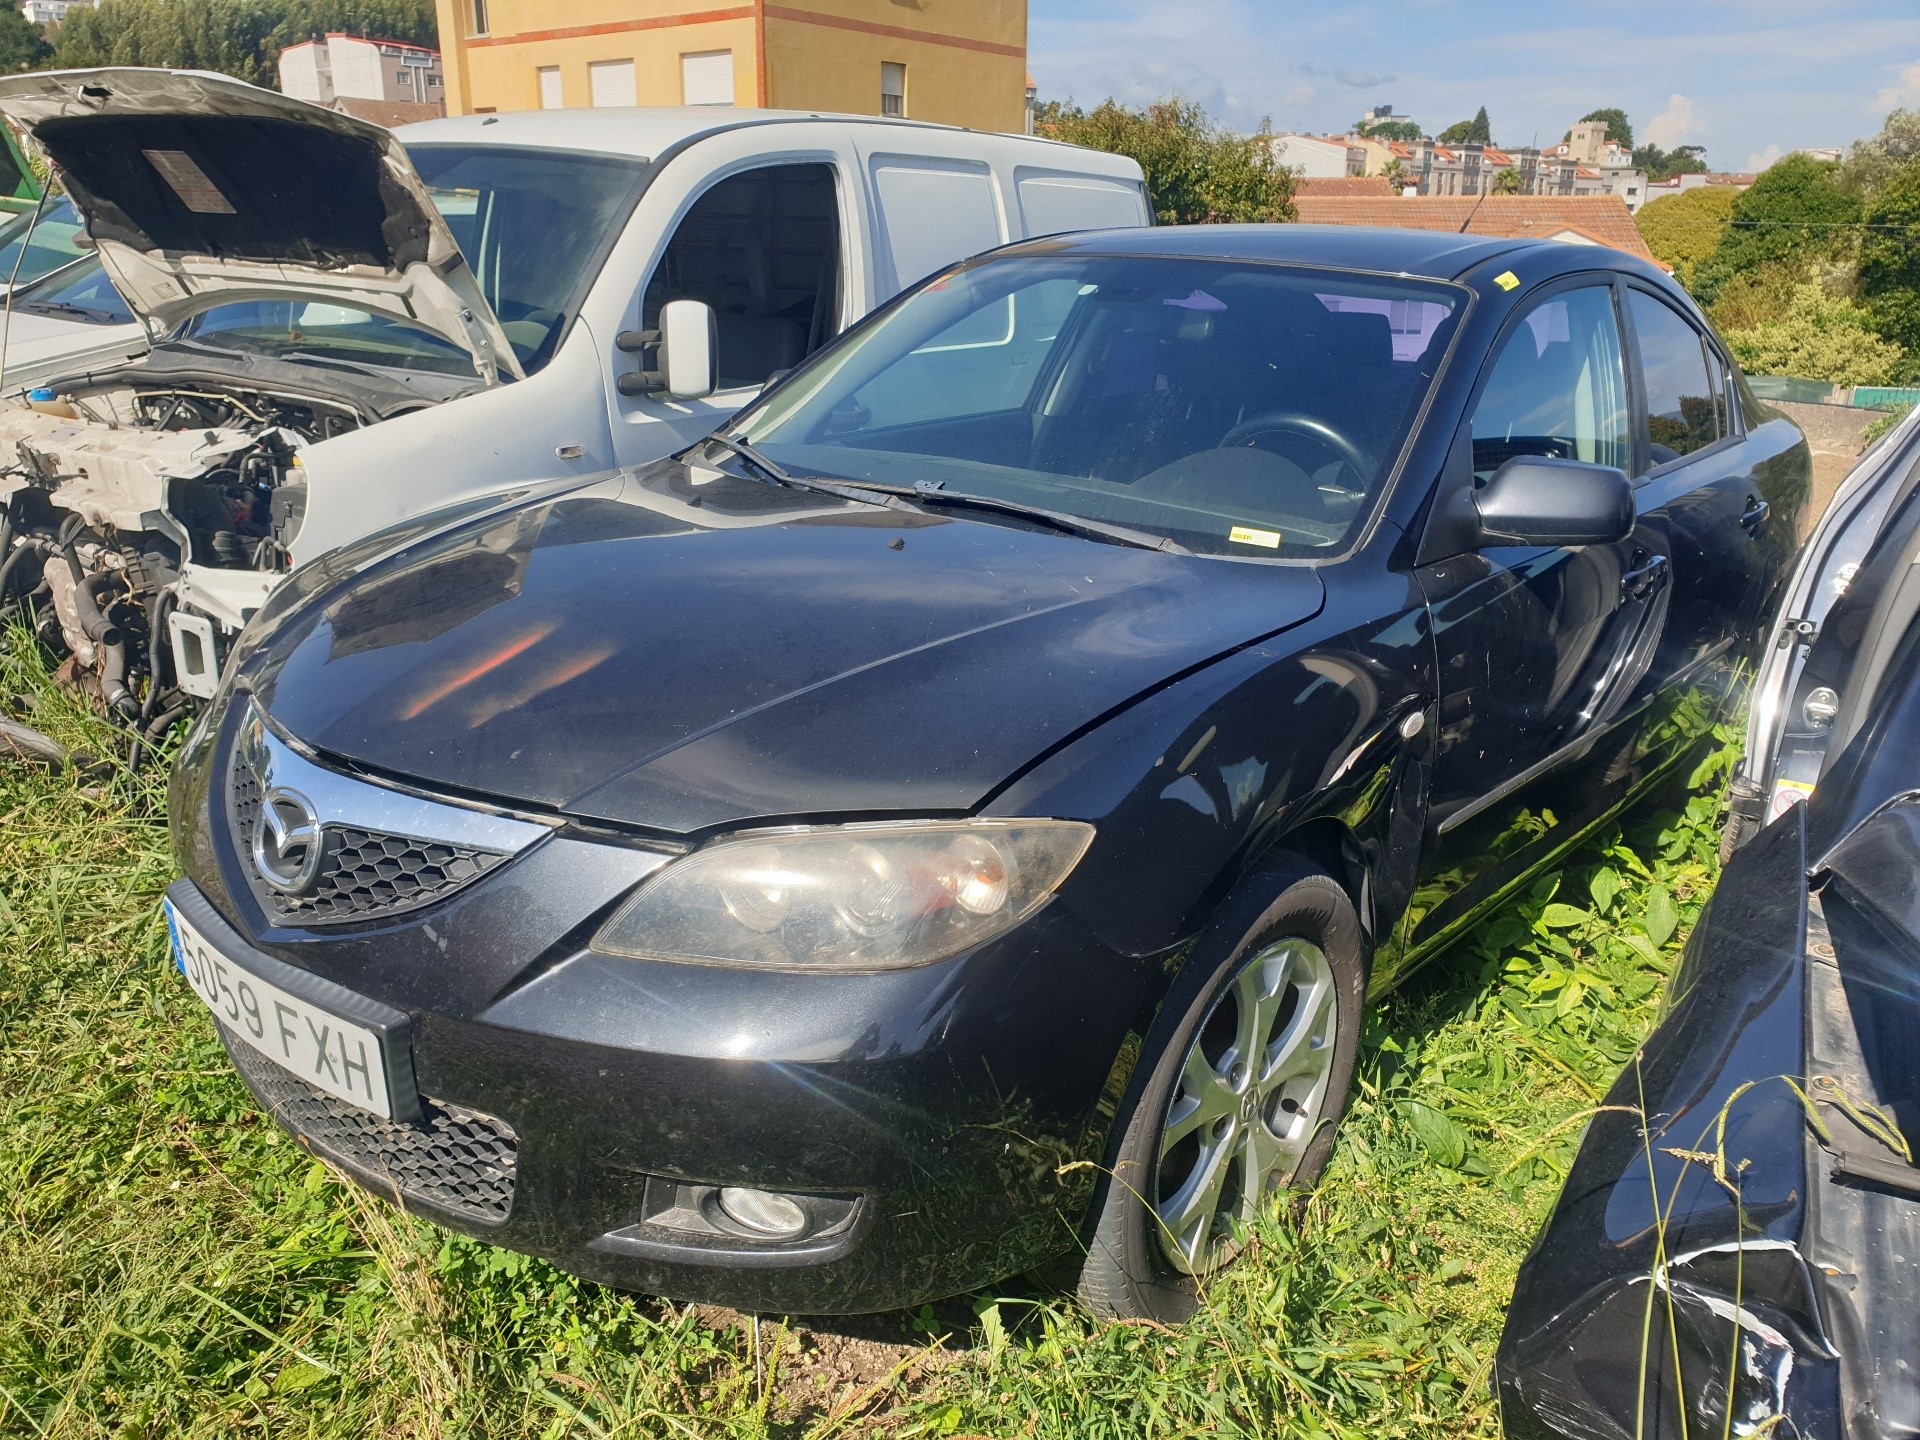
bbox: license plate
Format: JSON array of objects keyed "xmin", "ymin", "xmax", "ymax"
[{"xmin": 167, "ymin": 899, "xmax": 395, "ymax": 1118}]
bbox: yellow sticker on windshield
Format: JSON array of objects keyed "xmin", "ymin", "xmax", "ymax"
[
  {"xmin": 1229, "ymin": 525, "xmax": 1281, "ymax": 549},
  {"xmin": 1494, "ymin": 270, "xmax": 1521, "ymax": 291}
]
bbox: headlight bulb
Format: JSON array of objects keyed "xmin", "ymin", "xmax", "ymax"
[{"xmin": 946, "ymin": 832, "xmax": 1012, "ymax": 915}]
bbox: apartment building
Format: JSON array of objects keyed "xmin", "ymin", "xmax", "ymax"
[
  {"xmin": 280, "ymin": 33, "xmax": 447, "ymax": 112},
  {"xmin": 431, "ymin": 0, "xmax": 1028, "ymax": 132}
]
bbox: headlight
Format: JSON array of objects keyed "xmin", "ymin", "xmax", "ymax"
[{"xmin": 590, "ymin": 820, "xmax": 1094, "ymax": 970}]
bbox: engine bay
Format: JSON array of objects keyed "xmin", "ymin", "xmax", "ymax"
[{"xmin": 0, "ymin": 374, "xmax": 369, "ymax": 742}]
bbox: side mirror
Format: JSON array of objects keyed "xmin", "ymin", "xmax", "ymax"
[
  {"xmin": 614, "ymin": 299, "xmax": 717, "ymax": 400},
  {"xmin": 1473, "ymin": 457, "xmax": 1634, "ymax": 548}
]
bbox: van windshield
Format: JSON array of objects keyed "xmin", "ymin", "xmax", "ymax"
[
  {"xmin": 406, "ymin": 144, "xmax": 651, "ymax": 373},
  {"xmin": 734, "ymin": 254, "xmax": 1464, "ymax": 559}
]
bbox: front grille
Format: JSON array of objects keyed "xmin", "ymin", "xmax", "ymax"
[
  {"xmin": 222, "ymin": 1025, "xmax": 518, "ymax": 1226},
  {"xmin": 227, "ymin": 727, "xmax": 508, "ymax": 927}
]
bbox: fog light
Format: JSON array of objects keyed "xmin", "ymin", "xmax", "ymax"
[{"xmin": 716, "ymin": 1186, "xmax": 809, "ymax": 1239}]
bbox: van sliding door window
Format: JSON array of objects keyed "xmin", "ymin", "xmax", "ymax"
[{"xmin": 642, "ymin": 164, "xmax": 843, "ymax": 391}]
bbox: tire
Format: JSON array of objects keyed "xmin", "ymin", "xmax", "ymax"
[{"xmin": 1076, "ymin": 857, "xmax": 1366, "ymax": 1322}]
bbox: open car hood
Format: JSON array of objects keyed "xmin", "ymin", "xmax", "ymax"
[{"xmin": 0, "ymin": 68, "xmax": 523, "ymax": 384}]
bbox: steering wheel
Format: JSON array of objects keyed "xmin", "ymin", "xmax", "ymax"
[{"xmin": 1219, "ymin": 412, "xmax": 1373, "ymax": 484}]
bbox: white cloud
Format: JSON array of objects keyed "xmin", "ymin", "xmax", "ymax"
[
  {"xmin": 1879, "ymin": 59, "xmax": 1920, "ymax": 109},
  {"xmin": 1643, "ymin": 93, "xmax": 1699, "ymax": 149},
  {"xmin": 1747, "ymin": 144, "xmax": 1784, "ymax": 172}
]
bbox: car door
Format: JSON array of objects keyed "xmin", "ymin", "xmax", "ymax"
[
  {"xmin": 1619, "ymin": 284, "xmax": 1776, "ymax": 729},
  {"xmin": 605, "ymin": 131, "xmax": 872, "ymax": 465},
  {"xmin": 1404, "ymin": 279, "xmax": 1675, "ymax": 955}
]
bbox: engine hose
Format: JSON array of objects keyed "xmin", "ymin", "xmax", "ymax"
[
  {"xmin": 0, "ymin": 538, "xmax": 36, "ymax": 605},
  {"xmin": 64, "ymin": 546, "xmax": 121, "ymax": 646},
  {"xmin": 97, "ymin": 635, "xmax": 138, "ymax": 720},
  {"xmin": 141, "ymin": 589, "xmax": 175, "ymax": 724},
  {"xmin": 127, "ymin": 702, "xmax": 189, "ymax": 775}
]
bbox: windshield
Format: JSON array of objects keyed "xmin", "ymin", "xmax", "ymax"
[
  {"xmin": 735, "ymin": 255, "xmax": 1464, "ymax": 559},
  {"xmin": 12, "ymin": 254, "xmax": 132, "ymax": 325},
  {"xmin": 0, "ymin": 198, "xmax": 92, "ymax": 290},
  {"xmin": 406, "ymin": 144, "xmax": 651, "ymax": 373},
  {"xmin": 179, "ymin": 298, "xmax": 479, "ymax": 376}
]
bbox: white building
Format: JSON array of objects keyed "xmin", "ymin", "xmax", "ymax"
[
  {"xmin": 21, "ymin": 0, "xmax": 95, "ymax": 22},
  {"xmin": 1270, "ymin": 134, "xmax": 1362, "ymax": 178},
  {"xmin": 279, "ymin": 33, "xmax": 445, "ymax": 110}
]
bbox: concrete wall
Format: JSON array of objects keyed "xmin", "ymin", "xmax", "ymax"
[{"xmin": 433, "ymin": 0, "xmax": 1025, "ymax": 129}]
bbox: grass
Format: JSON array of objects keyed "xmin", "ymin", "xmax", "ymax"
[{"xmin": 0, "ymin": 628, "xmax": 1733, "ymax": 1440}]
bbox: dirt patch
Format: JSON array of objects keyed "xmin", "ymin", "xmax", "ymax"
[
  {"xmin": 1772, "ymin": 400, "xmax": 1874, "ymax": 539},
  {"xmin": 688, "ymin": 1300, "xmax": 986, "ymax": 1431}
]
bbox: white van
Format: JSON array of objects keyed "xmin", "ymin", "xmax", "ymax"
[{"xmin": 0, "ymin": 69, "xmax": 1148, "ymax": 712}]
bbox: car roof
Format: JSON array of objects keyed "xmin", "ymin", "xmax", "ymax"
[
  {"xmin": 394, "ymin": 106, "xmax": 1138, "ymax": 175},
  {"xmin": 1005, "ymin": 223, "xmax": 1647, "ymax": 282}
]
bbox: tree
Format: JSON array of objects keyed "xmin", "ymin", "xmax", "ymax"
[
  {"xmin": 1570, "ymin": 107, "xmax": 1633, "ymax": 150},
  {"xmin": 1634, "ymin": 142, "xmax": 1708, "ymax": 182},
  {"xmin": 1720, "ymin": 281, "xmax": 1908, "ymax": 386},
  {"xmin": 0, "ymin": 1, "xmax": 50, "ymax": 73},
  {"xmin": 1437, "ymin": 106, "xmax": 1491, "ymax": 146},
  {"xmin": 1636, "ymin": 185, "xmax": 1736, "ymax": 288},
  {"xmin": 1841, "ymin": 108, "xmax": 1920, "ymax": 197},
  {"xmin": 1690, "ymin": 152, "xmax": 1860, "ymax": 304},
  {"xmin": 1356, "ymin": 116, "xmax": 1422, "ymax": 143},
  {"xmin": 1491, "ymin": 166, "xmax": 1524, "ymax": 195},
  {"xmin": 51, "ymin": 0, "xmax": 437, "ymax": 88},
  {"xmin": 1856, "ymin": 165, "xmax": 1920, "ymax": 371},
  {"xmin": 1036, "ymin": 99, "xmax": 1294, "ymax": 225}
]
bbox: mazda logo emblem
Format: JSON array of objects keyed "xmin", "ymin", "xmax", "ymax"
[{"xmin": 252, "ymin": 787, "xmax": 324, "ymax": 895}]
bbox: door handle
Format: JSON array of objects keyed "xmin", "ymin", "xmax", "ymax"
[
  {"xmin": 1740, "ymin": 496, "xmax": 1771, "ymax": 534},
  {"xmin": 1622, "ymin": 553, "xmax": 1670, "ymax": 599}
]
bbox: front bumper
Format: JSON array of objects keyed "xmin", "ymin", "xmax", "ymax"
[{"xmin": 169, "ymin": 726, "xmax": 1162, "ymax": 1313}]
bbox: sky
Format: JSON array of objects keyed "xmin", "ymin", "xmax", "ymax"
[{"xmin": 1027, "ymin": 0, "xmax": 1920, "ymax": 171}]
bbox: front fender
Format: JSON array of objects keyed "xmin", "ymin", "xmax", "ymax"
[{"xmin": 987, "ymin": 594, "xmax": 1436, "ymax": 965}]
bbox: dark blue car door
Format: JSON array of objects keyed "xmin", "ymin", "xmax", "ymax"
[{"xmin": 1400, "ymin": 277, "xmax": 1678, "ymax": 962}]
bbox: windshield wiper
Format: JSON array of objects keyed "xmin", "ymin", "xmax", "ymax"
[
  {"xmin": 701, "ymin": 434, "xmax": 907, "ymax": 510},
  {"xmin": 899, "ymin": 482, "xmax": 1191, "ymax": 555},
  {"xmin": 700, "ymin": 438, "xmax": 1186, "ymax": 553}
]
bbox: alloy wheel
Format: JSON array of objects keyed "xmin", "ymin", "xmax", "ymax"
[{"xmin": 1153, "ymin": 937, "xmax": 1338, "ymax": 1274}]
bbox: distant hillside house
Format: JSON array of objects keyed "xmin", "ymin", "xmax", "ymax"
[
  {"xmin": 280, "ymin": 33, "xmax": 447, "ymax": 118},
  {"xmin": 21, "ymin": 0, "xmax": 95, "ymax": 21},
  {"xmin": 1271, "ymin": 133, "xmax": 1366, "ymax": 178},
  {"xmin": 1291, "ymin": 193, "xmax": 1662, "ymax": 266}
]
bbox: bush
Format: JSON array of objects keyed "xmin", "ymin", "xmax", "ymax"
[
  {"xmin": 1037, "ymin": 98, "xmax": 1294, "ymax": 225},
  {"xmin": 1857, "ymin": 166, "xmax": 1920, "ymax": 372},
  {"xmin": 1636, "ymin": 186, "xmax": 1737, "ymax": 289},
  {"xmin": 1721, "ymin": 281, "xmax": 1909, "ymax": 385},
  {"xmin": 1691, "ymin": 154, "xmax": 1860, "ymax": 304}
]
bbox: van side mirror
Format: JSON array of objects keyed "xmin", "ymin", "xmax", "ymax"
[
  {"xmin": 614, "ymin": 299, "xmax": 718, "ymax": 400},
  {"xmin": 1472, "ymin": 457, "xmax": 1634, "ymax": 548}
]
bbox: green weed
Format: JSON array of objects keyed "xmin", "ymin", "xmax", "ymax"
[{"xmin": 0, "ymin": 632, "xmax": 1731, "ymax": 1438}]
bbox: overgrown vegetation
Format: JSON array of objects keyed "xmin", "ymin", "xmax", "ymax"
[
  {"xmin": 1034, "ymin": 98, "xmax": 1294, "ymax": 226},
  {"xmin": 1636, "ymin": 109, "xmax": 1920, "ymax": 386},
  {"xmin": 44, "ymin": 0, "xmax": 438, "ymax": 89},
  {"xmin": 1635, "ymin": 185, "xmax": 1737, "ymax": 288},
  {"xmin": 0, "ymin": 625, "xmax": 1738, "ymax": 1438}
]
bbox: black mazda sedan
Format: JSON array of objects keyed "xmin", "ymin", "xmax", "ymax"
[{"xmin": 166, "ymin": 226, "xmax": 1809, "ymax": 1320}]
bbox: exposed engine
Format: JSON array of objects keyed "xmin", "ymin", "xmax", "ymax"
[{"xmin": 0, "ymin": 379, "xmax": 363, "ymax": 754}]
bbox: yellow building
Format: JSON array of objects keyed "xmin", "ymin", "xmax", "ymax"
[{"xmin": 432, "ymin": 1, "xmax": 1028, "ymax": 133}]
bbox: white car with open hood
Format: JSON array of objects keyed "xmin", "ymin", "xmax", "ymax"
[{"xmin": 0, "ymin": 67, "xmax": 1148, "ymax": 727}]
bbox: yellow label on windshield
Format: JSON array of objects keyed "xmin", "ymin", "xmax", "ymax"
[
  {"xmin": 1229, "ymin": 525, "xmax": 1281, "ymax": 549},
  {"xmin": 1493, "ymin": 270, "xmax": 1521, "ymax": 291}
]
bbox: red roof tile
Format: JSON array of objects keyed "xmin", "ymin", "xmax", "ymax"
[
  {"xmin": 1290, "ymin": 193, "xmax": 1657, "ymax": 262},
  {"xmin": 1293, "ymin": 175, "xmax": 1396, "ymax": 197}
]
